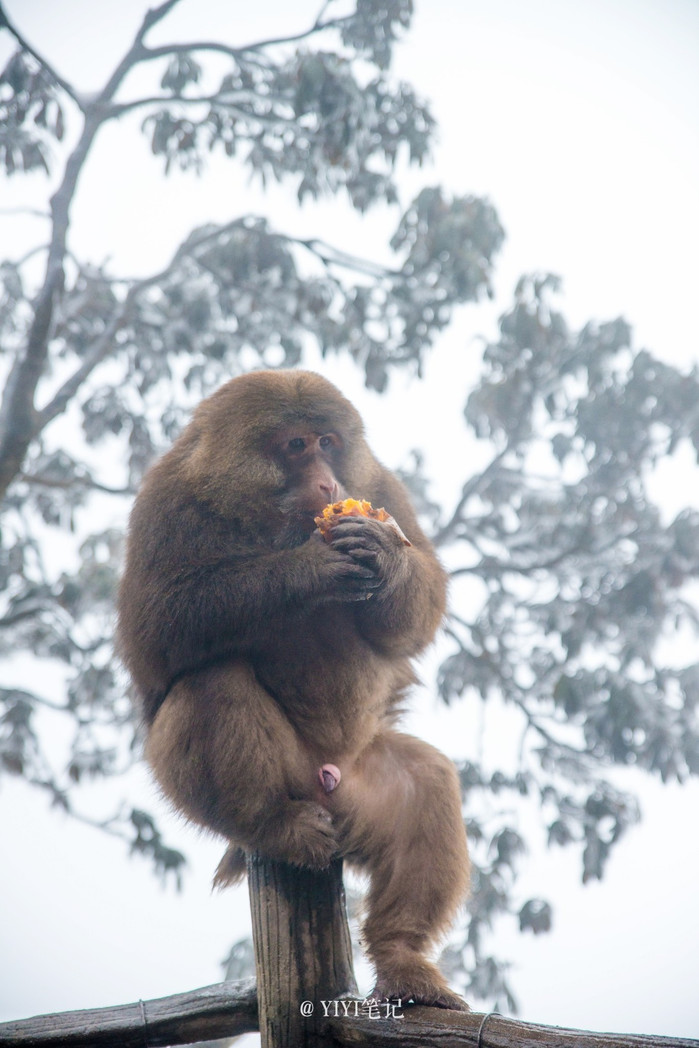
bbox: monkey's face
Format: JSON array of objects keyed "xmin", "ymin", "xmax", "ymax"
[
  {"xmin": 272, "ymin": 427, "xmax": 348, "ymax": 534},
  {"xmin": 178, "ymin": 370, "xmax": 378, "ymax": 536}
]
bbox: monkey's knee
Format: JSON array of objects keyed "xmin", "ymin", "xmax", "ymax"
[
  {"xmin": 340, "ymin": 733, "xmax": 468, "ymax": 877},
  {"xmin": 144, "ymin": 667, "xmax": 313, "ymax": 837}
]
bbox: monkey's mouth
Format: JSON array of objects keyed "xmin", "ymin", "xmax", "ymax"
[
  {"xmin": 300, "ymin": 511, "xmax": 324, "ymax": 533},
  {"xmin": 278, "ymin": 511, "xmax": 323, "ymax": 547}
]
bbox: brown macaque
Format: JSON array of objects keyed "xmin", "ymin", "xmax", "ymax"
[{"xmin": 118, "ymin": 369, "xmax": 469, "ymax": 1010}]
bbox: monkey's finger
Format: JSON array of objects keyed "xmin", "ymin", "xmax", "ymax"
[
  {"xmin": 331, "ymin": 533, "xmax": 399, "ymax": 561},
  {"xmin": 330, "ymin": 539, "xmax": 385, "ymax": 566},
  {"xmin": 330, "ymin": 537, "xmax": 378, "ymax": 557},
  {"xmin": 350, "ymin": 548, "xmax": 380, "ymax": 561},
  {"xmin": 329, "ymin": 516, "xmax": 411, "ymax": 546}
]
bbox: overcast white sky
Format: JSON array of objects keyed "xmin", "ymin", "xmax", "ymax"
[{"xmin": 1, "ymin": 0, "xmax": 698, "ymax": 1041}]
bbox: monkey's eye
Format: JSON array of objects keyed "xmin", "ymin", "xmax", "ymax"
[
  {"xmin": 287, "ymin": 437, "xmax": 306, "ymax": 452},
  {"xmin": 319, "ymin": 434, "xmax": 336, "ymax": 449}
]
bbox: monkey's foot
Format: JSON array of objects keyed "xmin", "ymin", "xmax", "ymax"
[
  {"xmin": 370, "ymin": 959, "xmax": 469, "ymax": 1012},
  {"xmin": 370, "ymin": 980, "xmax": 469, "ymax": 1012},
  {"xmin": 262, "ymin": 801, "xmax": 338, "ymax": 869},
  {"xmin": 319, "ymin": 763, "xmax": 342, "ymax": 793}
]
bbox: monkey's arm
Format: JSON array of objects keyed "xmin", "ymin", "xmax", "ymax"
[
  {"xmin": 162, "ymin": 540, "xmax": 378, "ymax": 645},
  {"xmin": 118, "ymin": 498, "xmax": 380, "ymax": 708}
]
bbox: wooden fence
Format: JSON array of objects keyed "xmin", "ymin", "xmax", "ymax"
[{"xmin": 1, "ymin": 858, "xmax": 696, "ymax": 1048}]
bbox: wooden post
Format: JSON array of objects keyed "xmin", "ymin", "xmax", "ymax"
[{"xmin": 248, "ymin": 855, "xmax": 358, "ymax": 1048}]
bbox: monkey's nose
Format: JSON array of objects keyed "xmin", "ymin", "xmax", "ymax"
[{"xmin": 320, "ymin": 481, "xmax": 339, "ymax": 501}]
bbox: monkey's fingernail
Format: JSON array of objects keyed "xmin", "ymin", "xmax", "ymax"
[{"xmin": 319, "ymin": 763, "xmax": 341, "ymax": 792}]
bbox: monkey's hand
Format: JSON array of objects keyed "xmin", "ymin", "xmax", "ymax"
[
  {"xmin": 319, "ymin": 515, "xmax": 445, "ymax": 655},
  {"xmin": 305, "ymin": 531, "xmax": 384, "ymax": 603},
  {"xmin": 324, "ymin": 516, "xmax": 409, "ymax": 596}
]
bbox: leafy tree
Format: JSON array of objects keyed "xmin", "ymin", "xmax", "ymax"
[{"xmin": 1, "ymin": 0, "xmax": 698, "ymax": 1012}]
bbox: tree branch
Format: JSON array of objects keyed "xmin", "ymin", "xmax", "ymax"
[
  {"xmin": 100, "ymin": 1, "xmax": 353, "ymax": 96},
  {"xmin": 433, "ymin": 448, "xmax": 510, "ymax": 548},
  {"xmin": 236, "ymin": 12, "xmax": 355, "ymax": 54},
  {"xmin": 20, "ymin": 469, "xmax": 133, "ymax": 496},
  {"xmin": 140, "ymin": 0, "xmax": 182, "ymax": 35},
  {"xmin": 0, "ymin": 206, "xmax": 50, "ymax": 221},
  {"xmin": 0, "ymin": 1, "xmax": 187, "ymax": 502},
  {"xmin": 32, "ymin": 213, "xmax": 402, "ymax": 438},
  {"xmin": 32, "ymin": 219, "xmax": 253, "ymax": 431},
  {"xmin": 106, "ymin": 91, "xmax": 298, "ymax": 129},
  {"xmin": 0, "ymin": 1, "xmax": 83, "ymax": 107},
  {"xmin": 33, "ymin": 304, "xmax": 129, "ymax": 432},
  {"xmin": 0, "ymin": 0, "xmax": 400, "ymax": 503},
  {"xmin": 89, "ymin": 1, "xmax": 355, "ymax": 77},
  {"xmin": 298, "ymin": 236, "xmax": 400, "ymax": 280}
]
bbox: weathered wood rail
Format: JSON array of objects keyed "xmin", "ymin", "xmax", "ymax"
[
  {"xmin": 2, "ymin": 982, "xmax": 697, "ymax": 1048},
  {"xmin": 2, "ymin": 858, "xmax": 695, "ymax": 1048}
]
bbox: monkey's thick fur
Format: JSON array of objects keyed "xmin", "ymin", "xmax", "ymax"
[{"xmin": 118, "ymin": 370, "xmax": 469, "ymax": 1009}]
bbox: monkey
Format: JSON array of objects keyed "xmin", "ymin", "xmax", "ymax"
[{"xmin": 117, "ymin": 369, "xmax": 469, "ymax": 1010}]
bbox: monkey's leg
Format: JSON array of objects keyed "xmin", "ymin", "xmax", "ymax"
[
  {"xmin": 145, "ymin": 661, "xmax": 338, "ymax": 871},
  {"xmin": 333, "ymin": 731, "xmax": 470, "ymax": 1010}
]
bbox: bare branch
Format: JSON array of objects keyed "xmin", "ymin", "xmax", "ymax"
[
  {"xmin": 90, "ymin": 0, "xmax": 182, "ymax": 106},
  {"xmin": 433, "ymin": 448, "xmax": 510, "ymax": 548},
  {"xmin": 140, "ymin": 0, "xmax": 182, "ymax": 34},
  {"xmin": 20, "ymin": 469, "xmax": 133, "ymax": 496},
  {"xmin": 135, "ymin": 8, "xmax": 355, "ymax": 65},
  {"xmin": 0, "ymin": 686, "xmax": 66, "ymax": 713},
  {"xmin": 298, "ymin": 236, "xmax": 400, "ymax": 280},
  {"xmin": 0, "ymin": 206, "xmax": 50, "ymax": 221},
  {"xmin": 236, "ymin": 12, "xmax": 354, "ymax": 54},
  {"xmin": 105, "ymin": 92, "xmax": 298, "ymax": 130},
  {"xmin": 33, "ymin": 303, "xmax": 126, "ymax": 433}
]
